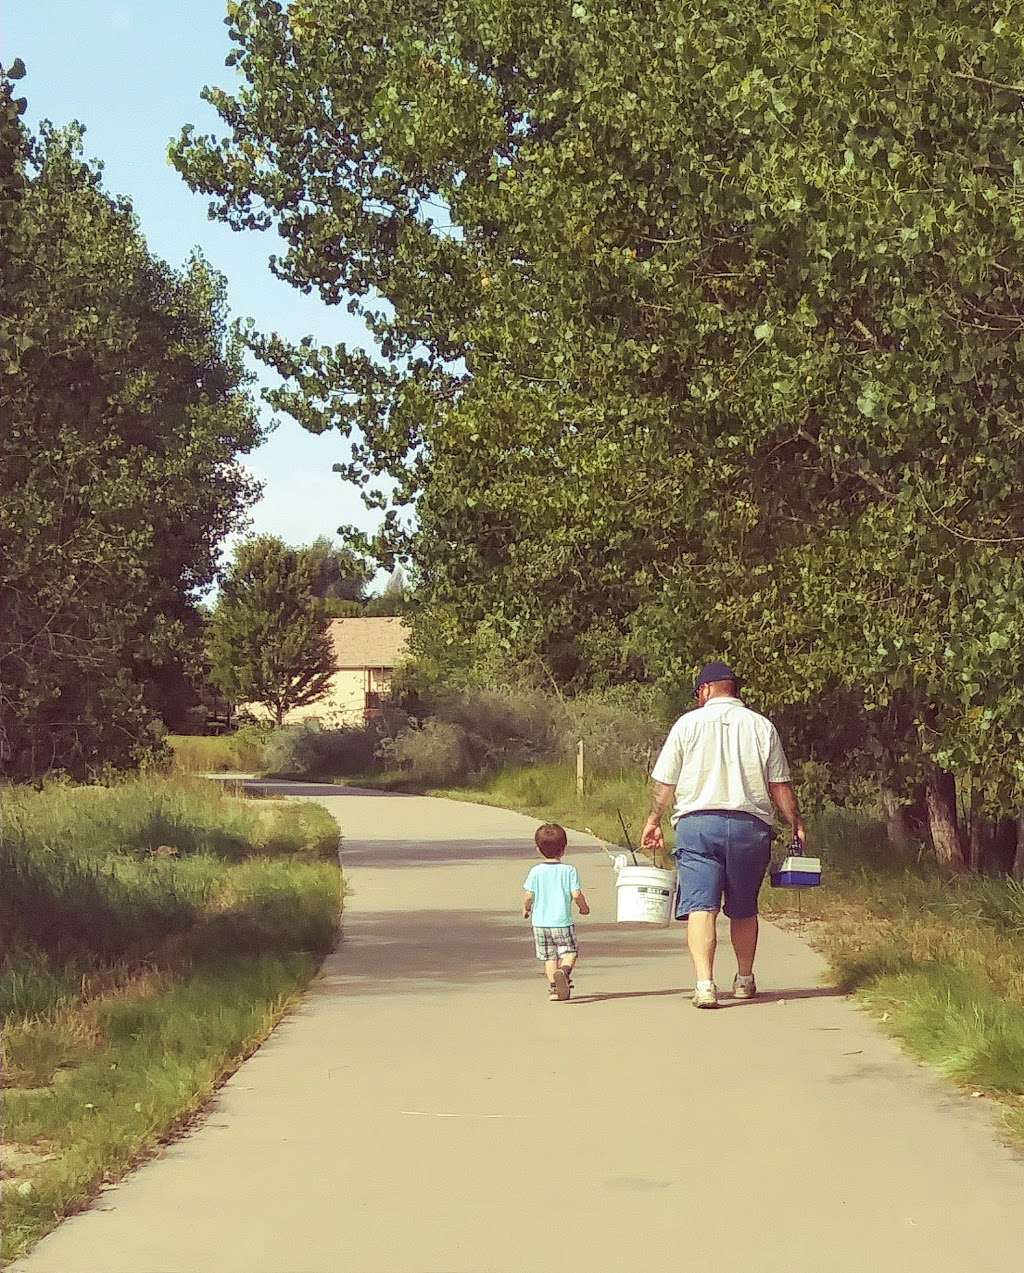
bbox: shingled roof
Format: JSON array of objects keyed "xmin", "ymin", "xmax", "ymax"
[{"xmin": 328, "ymin": 617, "xmax": 411, "ymax": 669}]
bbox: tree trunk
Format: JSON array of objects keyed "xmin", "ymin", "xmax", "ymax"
[
  {"xmin": 924, "ymin": 761, "xmax": 966, "ymax": 871},
  {"xmin": 879, "ymin": 788, "xmax": 913, "ymax": 850},
  {"xmin": 1013, "ymin": 814, "xmax": 1024, "ymax": 883},
  {"xmin": 967, "ymin": 783, "xmax": 987, "ymax": 873},
  {"xmin": 967, "ymin": 818, "xmax": 989, "ymax": 873},
  {"xmin": 275, "ymin": 703, "xmax": 286, "ymax": 728}
]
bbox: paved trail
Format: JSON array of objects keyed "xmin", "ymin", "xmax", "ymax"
[{"xmin": 16, "ymin": 786, "xmax": 1022, "ymax": 1273}]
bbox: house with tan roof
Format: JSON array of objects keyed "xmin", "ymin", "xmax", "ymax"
[{"xmin": 245, "ymin": 617, "xmax": 411, "ymax": 727}]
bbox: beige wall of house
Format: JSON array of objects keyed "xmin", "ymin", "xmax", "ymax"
[
  {"xmin": 240, "ymin": 618, "xmax": 409, "ymax": 728},
  {"xmin": 244, "ymin": 667, "xmax": 394, "ymax": 728}
]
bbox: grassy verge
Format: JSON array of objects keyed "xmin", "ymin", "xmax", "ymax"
[
  {"xmin": 0, "ymin": 776, "xmax": 342, "ymax": 1262},
  {"xmin": 166, "ymin": 729, "xmax": 268, "ymax": 774},
  {"xmin": 374, "ymin": 760, "xmax": 1024, "ymax": 1146}
]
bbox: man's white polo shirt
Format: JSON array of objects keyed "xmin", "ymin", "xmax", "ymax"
[{"xmin": 650, "ymin": 697, "xmax": 790, "ymax": 826}]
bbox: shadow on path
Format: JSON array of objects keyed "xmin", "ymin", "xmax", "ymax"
[
  {"xmin": 718, "ymin": 987, "xmax": 846, "ymax": 1006},
  {"xmin": 313, "ymin": 907, "xmax": 833, "ymax": 1009},
  {"xmin": 338, "ymin": 837, "xmax": 602, "ymax": 869},
  {"xmin": 313, "ymin": 909, "xmax": 681, "ymax": 997},
  {"xmin": 567, "ymin": 988, "xmax": 689, "ymax": 1004},
  {"xmin": 242, "ymin": 780, "xmax": 404, "ymax": 799},
  {"xmin": 568, "ymin": 985, "xmax": 845, "ymax": 1007}
]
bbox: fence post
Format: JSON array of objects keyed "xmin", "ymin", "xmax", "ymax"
[{"xmin": 576, "ymin": 738, "xmax": 585, "ymax": 796}]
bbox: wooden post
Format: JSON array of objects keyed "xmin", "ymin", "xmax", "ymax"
[{"xmin": 576, "ymin": 739, "xmax": 585, "ymax": 796}]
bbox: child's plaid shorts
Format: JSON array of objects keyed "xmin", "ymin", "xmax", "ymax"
[{"xmin": 533, "ymin": 925, "xmax": 578, "ymax": 960}]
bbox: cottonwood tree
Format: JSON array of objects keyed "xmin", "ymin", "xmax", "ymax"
[
  {"xmin": 304, "ymin": 535, "xmax": 372, "ymax": 603},
  {"xmin": 0, "ymin": 87, "xmax": 261, "ymax": 778},
  {"xmin": 207, "ymin": 537, "xmax": 336, "ymax": 726},
  {"xmin": 174, "ymin": 1, "xmax": 1024, "ymax": 865}
]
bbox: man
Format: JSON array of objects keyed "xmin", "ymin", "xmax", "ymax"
[{"xmin": 641, "ymin": 661, "xmax": 805, "ymax": 1009}]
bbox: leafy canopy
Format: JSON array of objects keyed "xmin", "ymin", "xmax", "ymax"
[
  {"xmin": 174, "ymin": 3, "xmax": 1024, "ymax": 846},
  {"xmin": 2, "ymin": 74, "xmax": 261, "ymax": 778}
]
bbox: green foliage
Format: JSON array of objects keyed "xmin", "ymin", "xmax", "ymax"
[
  {"xmin": 0, "ymin": 780, "xmax": 341, "ymax": 1262},
  {"xmin": 1, "ymin": 95, "xmax": 261, "ymax": 780},
  {"xmin": 207, "ymin": 536, "xmax": 336, "ymax": 726},
  {"xmin": 247, "ymin": 799, "xmax": 340, "ymax": 860},
  {"xmin": 323, "ymin": 598, "xmax": 365, "ymax": 618},
  {"xmin": 864, "ymin": 966, "xmax": 1024, "ymax": 1094},
  {"xmin": 173, "ymin": 2, "xmax": 1024, "ymax": 860},
  {"xmin": 197, "ymin": 857, "xmax": 340, "ymax": 956},
  {"xmin": 363, "ymin": 568, "xmax": 411, "ymax": 616},
  {"xmin": 0, "ymin": 947, "xmax": 80, "ymax": 1022},
  {"xmin": 303, "ymin": 535, "xmax": 372, "ymax": 602},
  {"xmin": 372, "ymin": 685, "xmax": 664, "ymax": 788},
  {"xmin": 381, "ymin": 718, "xmax": 472, "ymax": 786},
  {"xmin": 262, "ymin": 715, "xmax": 404, "ymax": 778}
]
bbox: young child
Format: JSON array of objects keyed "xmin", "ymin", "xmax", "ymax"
[{"xmin": 522, "ymin": 823, "xmax": 590, "ymax": 1002}]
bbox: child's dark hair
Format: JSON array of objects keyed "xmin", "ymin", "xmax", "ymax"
[{"xmin": 535, "ymin": 823, "xmax": 568, "ymax": 858}]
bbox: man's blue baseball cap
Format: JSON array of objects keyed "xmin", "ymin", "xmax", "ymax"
[{"xmin": 693, "ymin": 661, "xmax": 742, "ymax": 697}]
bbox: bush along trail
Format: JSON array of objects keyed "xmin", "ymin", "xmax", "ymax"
[{"xmin": 0, "ymin": 775, "xmax": 343, "ymax": 1264}]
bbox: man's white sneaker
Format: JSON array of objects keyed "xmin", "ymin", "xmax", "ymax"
[
  {"xmin": 733, "ymin": 975, "xmax": 757, "ymax": 1000},
  {"xmin": 692, "ymin": 982, "xmax": 719, "ymax": 1009}
]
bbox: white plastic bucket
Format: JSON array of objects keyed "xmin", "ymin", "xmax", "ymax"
[{"xmin": 615, "ymin": 864, "xmax": 676, "ymax": 925}]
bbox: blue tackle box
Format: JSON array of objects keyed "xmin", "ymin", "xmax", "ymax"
[{"xmin": 770, "ymin": 853, "xmax": 822, "ymax": 889}]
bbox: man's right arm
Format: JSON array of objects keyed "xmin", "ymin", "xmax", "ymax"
[
  {"xmin": 642, "ymin": 725, "xmax": 682, "ymax": 850},
  {"xmin": 641, "ymin": 781, "xmax": 676, "ymax": 850},
  {"xmin": 768, "ymin": 782, "xmax": 806, "ymax": 846}
]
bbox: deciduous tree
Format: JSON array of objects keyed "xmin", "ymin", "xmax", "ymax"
[
  {"xmin": 1, "ymin": 86, "xmax": 261, "ymax": 777},
  {"xmin": 207, "ymin": 537, "xmax": 336, "ymax": 726},
  {"xmin": 174, "ymin": 2, "xmax": 1024, "ymax": 860}
]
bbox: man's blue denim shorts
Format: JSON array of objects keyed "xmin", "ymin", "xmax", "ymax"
[{"xmin": 673, "ymin": 811, "xmax": 773, "ymax": 920}]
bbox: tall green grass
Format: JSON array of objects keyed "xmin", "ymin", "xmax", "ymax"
[
  {"xmin": 166, "ymin": 729, "xmax": 269, "ymax": 774},
  {"xmin": 0, "ymin": 774, "xmax": 343, "ymax": 1262},
  {"xmin": 1, "ymin": 777, "xmax": 338, "ymax": 970}
]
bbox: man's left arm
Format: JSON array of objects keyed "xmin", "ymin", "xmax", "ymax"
[
  {"xmin": 768, "ymin": 782, "xmax": 806, "ymax": 846},
  {"xmin": 766, "ymin": 726, "xmax": 805, "ymax": 845}
]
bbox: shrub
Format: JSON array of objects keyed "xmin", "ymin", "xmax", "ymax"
[
  {"xmin": 262, "ymin": 717, "xmax": 404, "ymax": 779},
  {"xmin": 569, "ymin": 695, "xmax": 666, "ymax": 775},
  {"xmin": 378, "ymin": 718, "xmax": 473, "ymax": 786},
  {"xmin": 378, "ymin": 685, "xmax": 668, "ymax": 787},
  {"xmin": 432, "ymin": 688, "xmax": 567, "ymax": 770}
]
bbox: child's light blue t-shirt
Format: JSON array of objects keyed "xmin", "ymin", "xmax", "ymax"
[{"xmin": 523, "ymin": 862, "xmax": 581, "ymax": 928}]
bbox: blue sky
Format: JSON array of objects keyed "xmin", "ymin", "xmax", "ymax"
[{"xmin": 7, "ymin": 0, "xmax": 385, "ymax": 572}]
